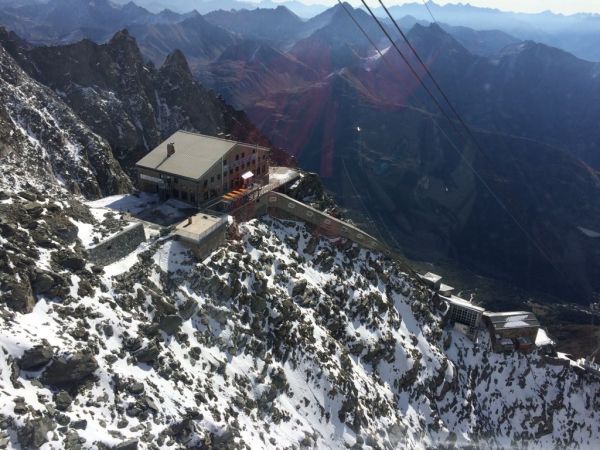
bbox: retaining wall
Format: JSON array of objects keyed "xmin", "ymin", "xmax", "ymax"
[
  {"xmin": 87, "ymin": 222, "xmax": 146, "ymax": 266},
  {"xmin": 258, "ymin": 192, "xmax": 387, "ymax": 253}
]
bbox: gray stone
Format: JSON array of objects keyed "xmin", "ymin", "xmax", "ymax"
[
  {"xmin": 23, "ymin": 202, "xmax": 44, "ymax": 218},
  {"xmin": 158, "ymin": 315, "xmax": 182, "ymax": 335},
  {"xmin": 54, "ymin": 390, "xmax": 72, "ymax": 411},
  {"xmin": 3, "ymin": 280, "xmax": 36, "ymax": 313},
  {"xmin": 178, "ymin": 298, "xmax": 198, "ymax": 320},
  {"xmin": 19, "ymin": 343, "xmax": 54, "ymax": 370},
  {"xmin": 32, "ymin": 271, "xmax": 54, "ymax": 295},
  {"xmin": 127, "ymin": 382, "xmax": 145, "ymax": 395},
  {"xmin": 292, "ymin": 279, "xmax": 307, "ymax": 297},
  {"xmin": 134, "ymin": 343, "xmax": 160, "ymax": 363},
  {"xmin": 55, "ymin": 251, "xmax": 86, "ymax": 271},
  {"xmin": 71, "ymin": 420, "xmax": 87, "ymax": 430},
  {"xmin": 113, "ymin": 439, "xmax": 138, "ymax": 450},
  {"xmin": 41, "ymin": 352, "xmax": 98, "ymax": 387},
  {"xmin": 17, "ymin": 416, "xmax": 55, "ymax": 449},
  {"xmin": 64, "ymin": 430, "xmax": 83, "ymax": 450}
]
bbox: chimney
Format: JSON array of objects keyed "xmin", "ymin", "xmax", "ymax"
[{"xmin": 167, "ymin": 142, "xmax": 175, "ymax": 157}]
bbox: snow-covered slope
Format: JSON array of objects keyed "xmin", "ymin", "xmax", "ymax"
[{"xmin": 1, "ymin": 194, "xmax": 599, "ymax": 449}]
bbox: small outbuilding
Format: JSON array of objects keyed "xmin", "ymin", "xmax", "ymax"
[
  {"xmin": 483, "ymin": 311, "xmax": 540, "ymax": 352},
  {"xmin": 419, "ymin": 272, "xmax": 442, "ymax": 290}
]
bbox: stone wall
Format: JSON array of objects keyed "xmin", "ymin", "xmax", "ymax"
[
  {"xmin": 87, "ymin": 222, "xmax": 146, "ymax": 266},
  {"xmin": 259, "ymin": 192, "xmax": 388, "ymax": 253}
]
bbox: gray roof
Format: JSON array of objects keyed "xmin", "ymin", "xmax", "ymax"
[
  {"xmin": 136, "ymin": 131, "xmax": 265, "ymax": 180},
  {"xmin": 484, "ymin": 311, "xmax": 540, "ymax": 331}
]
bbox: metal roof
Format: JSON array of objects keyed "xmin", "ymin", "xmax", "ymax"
[
  {"xmin": 484, "ymin": 311, "xmax": 540, "ymax": 331},
  {"xmin": 136, "ymin": 131, "xmax": 267, "ymax": 180},
  {"xmin": 442, "ymin": 295, "xmax": 485, "ymax": 313}
]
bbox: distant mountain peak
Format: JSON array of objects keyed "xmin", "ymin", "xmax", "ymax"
[{"xmin": 161, "ymin": 48, "xmax": 192, "ymax": 75}]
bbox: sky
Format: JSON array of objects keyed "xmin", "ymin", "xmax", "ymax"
[{"xmin": 289, "ymin": 0, "xmax": 600, "ymax": 15}]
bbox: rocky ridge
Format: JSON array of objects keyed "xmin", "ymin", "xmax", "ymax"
[
  {"xmin": 0, "ymin": 42, "xmax": 131, "ymax": 198},
  {"xmin": 0, "ymin": 28, "xmax": 272, "ymax": 168},
  {"xmin": 1, "ymin": 178, "xmax": 599, "ymax": 448}
]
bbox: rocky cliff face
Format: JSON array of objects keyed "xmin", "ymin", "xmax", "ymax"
[
  {"xmin": 0, "ymin": 28, "xmax": 271, "ymax": 169},
  {"xmin": 0, "ymin": 42, "xmax": 131, "ymax": 198}
]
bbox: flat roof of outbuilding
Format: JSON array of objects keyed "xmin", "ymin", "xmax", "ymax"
[
  {"xmin": 136, "ymin": 130, "xmax": 269, "ymax": 180},
  {"xmin": 484, "ymin": 311, "xmax": 540, "ymax": 331}
]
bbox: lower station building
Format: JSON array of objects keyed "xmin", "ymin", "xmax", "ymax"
[
  {"xmin": 483, "ymin": 311, "xmax": 540, "ymax": 352},
  {"xmin": 135, "ymin": 131, "xmax": 270, "ymax": 206}
]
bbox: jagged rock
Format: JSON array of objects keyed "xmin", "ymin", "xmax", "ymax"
[
  {"xmin": 113, "ymin": 439, "xmax": 138, "ymax": 450},
  {"xmin": 54, "ymin": 251, "xmax": 86, "ymax": 271},
  {"xmin": 178, "ymin": 298, "xmax": 198, "ymax": 320},
  {"xmin": 158, "ymin": 315, "xmax": 182, "ymax": 335},
  {"xmin": 71, "ymin": 419, "xmax": 87, "ymax": 430},
  {"xmin": 127, "ymin": 382, "xmax": 145, "ymax": 395},
  {"xmin": 23, "ymin": 202, "xmax": 44, "ymax": 218},
  {"xmin": 41, "ymin": 352, "xmax": 98, "ymax": 386},
  {"xmin": 250, "ymin": 295, "xmax": 267, "ymax": 315},
  {"xmin": 13, "ymin": 398, "xmax": 27, "ymax": 415},
  {"xmin": 63, "ymin": 430, "xmax": 83, "ymax": 450},
  {"xmin": 134, "ymin": 343, "xmax": 160, "ymax": 363},
  {"xmin": 2, "ymin": 280, "xmax": 36, "ymax": 313},
  {"xmin": 17, "ymin": 416, "xmax": 55, "ymax": 449},
  {"xmin": 31, "ymin": 271, "xmax": 55, "ymax": 295},
  {"xmin": 19, "ymin": 342, "xmax": 54, "ymax": 370},
  {"xmin": 292, "ymin": 279, "xmax": 307, "ymax": 297},
  {"xmin": 54, "ymin": 390, "xmax": 72, "ymax": 411}
]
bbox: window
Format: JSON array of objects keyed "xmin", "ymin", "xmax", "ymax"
[
  {"xmin": 211, "ymin": 176, "xmax": 214, "ymax": 183},
  {"xmin": 203, "ymin": 180, "xmax": 208, "ymax": 187},
  {"xmin": 253, "ymin": 148, "xmax": 256, "ymax": 153},
  {"xmin": 235, "ymin": 167, "xmax": 239, "ymax": 172},
  {"xmin": 242, "ymin": 152, "xmax": 245, "ymax": 158},
  {"xmin": 174, "ymin": 178, "xmax": 179, "ymax": 184},
  {"xmin": 235, "ymin": 155, "xmax": 239, "ymax": 160},
  {"xmin": 230, "ymin": 169, "xmax": 233, "ymax": 175},
  {"xmin": 217, "ymin": 174, "xmax": 221, "ymax": 180}
]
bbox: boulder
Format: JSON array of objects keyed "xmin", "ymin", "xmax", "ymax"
[
  {"xmin": 23, "ymin": 202, "xmax": 44, "ymax": 218},
  {"xmin": 54, "ymin": 251, "xmax": 86, "ymax": 271},
  {"xmin": 134, "ymin": 343, "xmax": 160, "ymax": 363},
  {"xmin": 178, "ymin": 298, "xmax": 198, "ymax": 320},
  {"xmin": 113, "ymin": 439, "xmax": 138, "ymax": 450},
  {"xmin": 19, "ymin": 342, "xmax": 54, "ymax": 370},
  {"xmin": 158, "ymin": 315, "xmax": 182, "ymax": 335},
  {"xmin": 54, "ymin": 390, "xmax": 73, "ymax": 411},
  {"xmin": 291, "ymin": 279, "xmax": 307, "ymax": 297},
  {"xmin": 41, "ymin": 352, "xmax": 98, "ymax": 387},
  {"xmin": 3, "ymin": 280, "xmax": 36, "ymax": 313},
  {"xmin": 17, "ymin": 416, "xmax": 55, "ymax": 449},
  {"xmin": 31, "ymin": 271, "xmax": 55, "ymax": 295}
]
